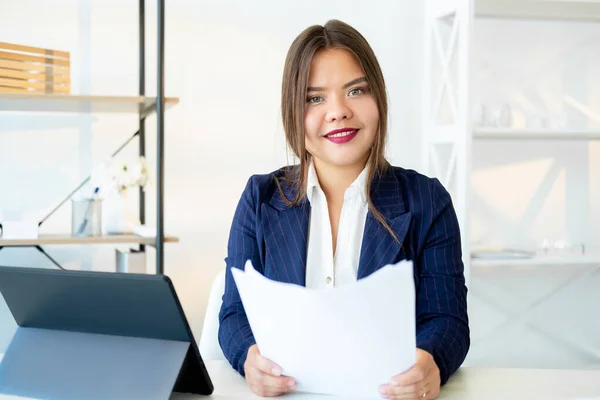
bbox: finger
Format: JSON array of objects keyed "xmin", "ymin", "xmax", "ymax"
[
  {"xmin": 249, "ymin": 368, "xmax": 296, "ymax": 397},
  {"xmin": 251, "ymin": 381, "xmax": 294, "ymax": 398},
  {"xmin": 391, "ymin": 365, "xmax": 427, "ymax": 386},
  {"xmin": 422, "ymin": 370, "xmax": 440, "ymax": 399},
  {"xmin": 383, "ymin": 368, "xmax": 440, "ymax": 399},
  {"xmin": 260, "ymin": 372, "xmax": 296, "ymax": 393},
  {"xmin": 417, "ymin": 367, "xmax": 439, "ymax": 398},
  {"xmin": 424, "ymin": 387, "xmax": 440, "ymax": 400},
  {"xmin": 252, "ymin": 352, "xmax": 284, "ymax": 376},
  {"xmin": 250, "ymin": 382, "xmax": 288, "ymax": 398},
  {"xmin": 379, "ymin": 383, "xmax": 427, "ymax": 399}
]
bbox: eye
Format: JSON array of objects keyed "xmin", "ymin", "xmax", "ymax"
[
  {"xmin": 307, "ymin": 96, "xmax": 323, "ymax": 104},
  {"xmin": 348, "ymin": 87, "xmax": 364, "ymax": 96}
]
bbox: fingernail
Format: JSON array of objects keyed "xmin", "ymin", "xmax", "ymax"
[
  {"xmin": 288, "ymin": 380, "xmax": 296, "ymax": 389},
  {"xmin": 379, "ymin": 387, "xmax": 387, "ymax": 396},
  {"xmin": 272, "ymin": 367, "xmax": 282, "ymax": 376}
]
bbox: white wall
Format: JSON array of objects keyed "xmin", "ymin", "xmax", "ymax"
[{"xmin": 0, "ymin": 0, "xmax": 424, "ymax": 351}]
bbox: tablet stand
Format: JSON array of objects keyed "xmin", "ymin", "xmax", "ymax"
[{"xmin": 0, "ymin": 327, "xmax": 190, "ymax": 400}]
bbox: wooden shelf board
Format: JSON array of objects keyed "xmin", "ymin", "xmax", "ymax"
[
  {"xmin": 475, "ymin": 0, "xmax": 600, "ymax": 23},
  {"xmin": 0, "ymin": 234, "xmax": 179, "ymax": 247},
  {"xmin": 473, "ymin": 128, "xmax": 600, "ymax": 140},
  {"xmin": 0, "ymin": 93, "xmax": 179, "ymax": 117},
  {"xmin": 472, "ymin": 253, "xmax": 600, "ymax": 267}
]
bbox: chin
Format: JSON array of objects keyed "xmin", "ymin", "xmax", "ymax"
[{"xmin": 324, "ymin": 153, "xmax": 370, "ymax": 168}]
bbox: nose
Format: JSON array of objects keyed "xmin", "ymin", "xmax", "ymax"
[{"xmin": 325, "ymin": 95, "xmax": 353, "ymax": 122}]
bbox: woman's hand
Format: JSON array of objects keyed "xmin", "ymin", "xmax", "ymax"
[
  {"xmin": 244, "ymin": 344, "xmax": 297, "ymax": 397},
  {"xmin": 379, "ymin": 349, "xmax": 441, "ymax": 399}
]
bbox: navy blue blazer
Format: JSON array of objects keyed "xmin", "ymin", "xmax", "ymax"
[{"xmin": 218, "ymin": 165, "xmax": 469, "ymax": 385}]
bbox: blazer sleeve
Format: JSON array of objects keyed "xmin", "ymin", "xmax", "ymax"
[
  {"xmin": 218, "ymin": 176, "xmax": 262, "ymax": 376},
  {"xmin": 415, "ymin": 178, "xmax": 470, "ymax": 385}
]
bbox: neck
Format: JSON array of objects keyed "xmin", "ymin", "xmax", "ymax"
[{"xmin": 312, "ymin": 157, "xmax": 367, "ymax": 201}]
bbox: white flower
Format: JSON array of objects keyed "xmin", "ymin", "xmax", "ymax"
[{"xmin": 112, "ymin": 157, "xmax": 149, "ymax": 192}]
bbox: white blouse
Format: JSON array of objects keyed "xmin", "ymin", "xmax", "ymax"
[{"xmin": 304, "ymin": 162, "xmax": 369, "ymax": 289}]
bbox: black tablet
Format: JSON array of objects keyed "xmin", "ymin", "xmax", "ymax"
[{"xmin": 0, "ymin": 265, "xmax": 213, "ymax": 396}]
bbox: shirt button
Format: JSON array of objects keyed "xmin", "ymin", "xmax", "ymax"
[{"xmin": 325, "ymin": 277, "xmax": 332, "ymax": 285}]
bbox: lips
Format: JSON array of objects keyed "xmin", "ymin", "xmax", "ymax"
[
  {"xmin": 325, "ymin": 127, "xmax": 359, "ymax": 137},
  {"xmin": 324, "ymin": 128, "xmax": 359, "ymax": 144}
]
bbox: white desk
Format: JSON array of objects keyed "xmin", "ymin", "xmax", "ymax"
[
  {"xmin": 170, "ymin": 360, "xmax": 600, "ymax": 400},
  {"xmin": 1, "ymin": 357, "xmax": 599, "ymax": 399}
]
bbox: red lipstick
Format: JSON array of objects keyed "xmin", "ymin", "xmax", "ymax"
[{"xmin": 324, "ymin": 128, "xmax": 359, "ymax": 144}]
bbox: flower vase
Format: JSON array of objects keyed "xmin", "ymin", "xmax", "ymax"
[{"xmin": 104, "ymin": 188, "xmax": 140, "ymax": 235}]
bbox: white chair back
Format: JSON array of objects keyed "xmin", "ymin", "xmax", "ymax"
[{"xmin": 199, "ymin": 269, "xmax": 226, "ymax": 361}]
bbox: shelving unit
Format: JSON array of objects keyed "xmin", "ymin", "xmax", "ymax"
[
  {"xmin": 422, "ymin": 0, "xmax": 600, "ymax": 277},
  {"xmin": 0, "ymin": 0, "xmax": 174, "ymax": 274},
  {"xmin": 423, "ymin": 0, "xmax": 600, "ymax": 369}
]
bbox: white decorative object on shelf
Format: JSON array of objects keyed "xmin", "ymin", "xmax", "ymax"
[
  {"xmin": 112, "ymin": 156, "xmax": 149, "ymax": 192},
  {"xmin": 497, "ymin": 103, "xmax": 512, "ymax": 128},
  {"xmin": 104, "ymin": 190, "xmax": 140, "ymax": 234},
  {"xmin": 471, "ymin": 103, "xmax": 512, "ymax": 128},
  {"xmin": 104, "ymin": 157, "xmax": 149, "ymax": 234}
]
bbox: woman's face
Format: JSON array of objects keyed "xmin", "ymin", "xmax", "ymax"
[{"xmin": 304, "ymin": 48, "xmax": 379, "ymax": 171}]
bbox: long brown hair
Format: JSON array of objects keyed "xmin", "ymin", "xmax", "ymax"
[{"xmin": 277, "ymin": 19, "xmax": 397, "ymax": 240}]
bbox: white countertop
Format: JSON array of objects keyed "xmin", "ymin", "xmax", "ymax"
[
  {"xmin": 171, "ymin": 360, "xmax": 600, "ymax": 400},
  {"xmin": 1, "ymin": 356, "xmax": 599, "ymax": 399}
]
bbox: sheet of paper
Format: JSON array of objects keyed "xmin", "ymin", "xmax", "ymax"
[{"xmin": 231, "ymin": 259, "xmax": 416, "ymax": 398}]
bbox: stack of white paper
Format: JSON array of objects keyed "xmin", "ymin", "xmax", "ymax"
[{"xmin": 231, "ymin": 260, "xmax": 416, "ymax": 398}]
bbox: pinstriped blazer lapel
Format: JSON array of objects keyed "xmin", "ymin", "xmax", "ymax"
[
  {"xmin": 357, "ymin": 168, "xmax": 412, "ymax": 279},
  {"xmin": 262, "ymin": 175, "xmax": 309, "ymax": 286}
]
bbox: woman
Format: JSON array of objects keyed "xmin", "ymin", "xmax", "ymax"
[{"xmin": 218, "ymin": 19, "xmax": 469, "ymax": 400}]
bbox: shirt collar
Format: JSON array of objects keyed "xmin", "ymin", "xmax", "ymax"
[
  {"xmin": 348, "ymin": 166, "xmax": 368, "ymax": 206},
  {"xmin": 306, "ymin": 161, "xmax": 320, "ymax": 205},
  {"xmin": 306, "ymin": 160, "xmax": 368, "ymax": 206}
]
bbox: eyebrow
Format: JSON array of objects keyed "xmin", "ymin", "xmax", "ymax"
[{"xmin": 307, "ymin": 77, "xmax": 368, "ymax": 93}]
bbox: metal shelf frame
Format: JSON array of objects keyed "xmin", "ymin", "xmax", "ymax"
[{"xmin": 0, "ymin": 0, "xmax": 170, "ymax": 274}]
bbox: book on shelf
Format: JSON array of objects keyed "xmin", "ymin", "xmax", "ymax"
[{"xmin": 0, "ymin": 41, "xmax": 70, "ymax": 94}]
